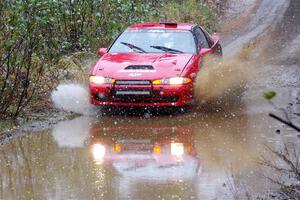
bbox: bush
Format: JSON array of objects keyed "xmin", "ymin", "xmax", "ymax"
[{"xmin": 152, "ymin": 0, "xmax": 217, "ymax": 32}]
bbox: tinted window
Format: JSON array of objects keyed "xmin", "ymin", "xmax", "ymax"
[{"xmin": 194, "ymin": 27, "xmax": 209, "ymax": 49}]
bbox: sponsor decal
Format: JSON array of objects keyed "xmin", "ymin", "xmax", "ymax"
[
  {"xmin": 118, "ymin": 69, "xmax": 156, "ymax": 73},
  {"xmin": 128, "ymin": 73, "xmax": 142, "ymax": 77}
]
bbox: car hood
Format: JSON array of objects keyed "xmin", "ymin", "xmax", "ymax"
[{"xmin": 91, "ymin": 53, "xmax": 193, "ymax": 80}]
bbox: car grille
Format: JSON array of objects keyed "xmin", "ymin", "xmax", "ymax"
[
  {"xmin": 95, "ymin": 93, "xmax": 179, "ymax": 103},
  {"xmin": 115, "ymin": 80, "xmax": 151, "ymax": 85},
  {"xmin": 115, "ymin": 91, "xmax": 151, "ymax": 95},
  {"xmin": 111, "ymin": 95, "xmax": 179, "ymax": 103}
]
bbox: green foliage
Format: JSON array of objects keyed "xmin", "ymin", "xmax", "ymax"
[
  {"xmin": 263, "ymin": 91, "xmax": 277, "ymax": 100},
  {"xmin": 152, "ymin": 0, "xmax": 217, "ymax": 32}
]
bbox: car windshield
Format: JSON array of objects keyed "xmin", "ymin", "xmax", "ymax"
[{"xmin": 109, "ymin": 29, "xmax": 196, "ymax": 54}]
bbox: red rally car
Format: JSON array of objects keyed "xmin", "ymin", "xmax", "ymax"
[{"xmin": 89, "ymin": 22, "xmax": 222, "ymax": 107}]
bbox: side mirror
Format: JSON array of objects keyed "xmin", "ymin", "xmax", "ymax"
[
  {"xmin": 98, "ymin": 48, "xmax": 107, "ymax": 56},
  {"xmin": 211, "ymin": 33, "xmax": 220, "ymax": 43},
  {"xmin": 199, "ymin": 48, "xmax": 213, "ymax": 55}
]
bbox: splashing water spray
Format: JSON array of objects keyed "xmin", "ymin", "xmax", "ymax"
[
  {"xmin": 51, "ymin": 83, "xmax": 97, "ymax": 115},
  {"xmin": 194, "ymin": 45, "xmax": 256, "ymax": 105}
]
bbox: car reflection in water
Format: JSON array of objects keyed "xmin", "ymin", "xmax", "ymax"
[
  {"xmin": 50, "ymin": 113, "xmax": 254, "ymax": 199},
  {"xmin": 90, "ymin": 125, "xmax": 201, "ymax": 182}
]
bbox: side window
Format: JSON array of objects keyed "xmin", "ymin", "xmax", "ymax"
[
  {"xmin": 202, "ymin": 29, "xmax": 214, "ymax": 47},
  {"xmin": 194, "ymin": 27, "xmax": 209, "ymax": 49}
]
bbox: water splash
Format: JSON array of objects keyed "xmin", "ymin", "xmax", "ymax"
[
  {"xmin": 52, "ymin": 116, "xmax": 92, "ymax": 147},
  {"xmin": 51, "ymin": 83, "xmax": 96, "ymax": 115}
]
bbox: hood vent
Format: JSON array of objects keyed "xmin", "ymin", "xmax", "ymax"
[{"xmin": 125, "ymin": 65, "xmax": 154, "ymax": 70}]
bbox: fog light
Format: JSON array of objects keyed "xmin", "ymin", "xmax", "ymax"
[
  {"xmin": 114, "ymin": 144, "xmax": 121, "ymax": 153},
  {"xmin": 96, "ymin": 93, "xmax": 107, "ymax": 101},
  {"xmin": 153, "ymin": 145, "xmax": 161, "ymax": 154},
  {"xmin": 97, "ymin": 93, "xmax": 105, "ymax": 98}
]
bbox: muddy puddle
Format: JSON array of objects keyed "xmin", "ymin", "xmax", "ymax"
[{"xmin": 0, "ymin": 105, "xmax": 297, "ymax": 199}]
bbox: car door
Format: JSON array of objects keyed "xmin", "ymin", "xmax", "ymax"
[
  {"xmin": 181, "ymin": 26, "xmax": 222, "ymax": 80},
  {"xmin": 191, "ymin": 26, "xmax": 212, "ymax": 71}
]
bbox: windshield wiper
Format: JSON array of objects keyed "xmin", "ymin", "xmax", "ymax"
[
  {"xmin": 121, "ymin": 42, "xmax": 147, "ymax": 53},
  {"xmin": 150, "ymin": 45, "xmax": 183, "ymax": 54}
]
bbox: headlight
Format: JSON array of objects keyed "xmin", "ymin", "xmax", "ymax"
[
  {"xmin": 171, "ymin": 142, "xmax": 184, "ymax": 157},
  {"xmin": 92, "ymin": 143, "xmax": 106, "ymax": 161},
  {"xmin": 89, "ymin": 76, "xmax": 115, "ymax": 84},
  {"xmin": 152, "ymin": 77, "xmax": 192, "ymax": 85}
]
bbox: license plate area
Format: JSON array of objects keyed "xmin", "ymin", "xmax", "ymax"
[
  {"xmin": 116, "ymin": 139, "xmax": 153, "ymax": 154},
  {"xmin": 111, "ymin": 82, "xmax": 160, "ymax": 102},
  {"xmin": 115, "ymin": 90, "xmax": 151, "ymax": 96},
  {"xmin": 113, "ymin": 84, "xmax": 152, "ymax": 97}
]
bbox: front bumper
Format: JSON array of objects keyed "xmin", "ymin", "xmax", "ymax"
[{"xmin": 89, "ymin": 82, "xmax": 194, "ymax": 107}]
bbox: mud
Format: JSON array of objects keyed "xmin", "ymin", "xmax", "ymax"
[{"xmin": 194, "ymin": 47, "xmax": 254, "ymax": 103}]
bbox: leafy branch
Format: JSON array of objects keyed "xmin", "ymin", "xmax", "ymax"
[{"xmin": 263, "ymin": 91, "xmax": 300, "ymax": 133}]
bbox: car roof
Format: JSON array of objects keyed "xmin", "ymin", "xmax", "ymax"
[{"xmin": 128, "ymin": 22, "xmax": 195, "ymax": 30}]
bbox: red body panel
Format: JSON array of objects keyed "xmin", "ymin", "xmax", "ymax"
[
  {"xmin": 89, "ymin": 22, "xmax": 222, "ymax": 107},
  {"xmin": 91, "ymin": 53, "xmax": 193, "ymax": 79}
]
